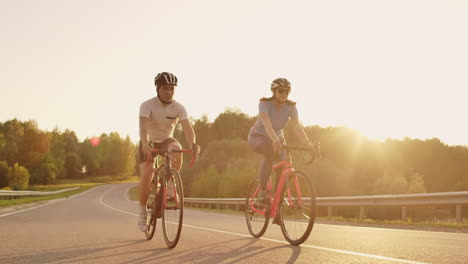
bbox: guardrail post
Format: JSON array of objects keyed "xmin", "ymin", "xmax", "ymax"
[
  {"xmin": 327, "ymin": 206, "xmax": 332, "ymax": 217},
  {"xmin": 456, "ymin": 205, "xmax": 462, "ymax": 225},
  {"xmin": 359, "ymin": 206, "xmax": 366, "ymax": 220},
  {"xmin": 402, "ymin": 206, "xmax": 407, "ymax": 222},
  {"xmin": 236, "ymin": 204, "xmax": 240, "ymax": 211}
]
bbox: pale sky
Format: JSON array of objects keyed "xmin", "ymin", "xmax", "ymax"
[{"xmin": 1, "ymin": 0, "xmax": 467, "ymax": 146}]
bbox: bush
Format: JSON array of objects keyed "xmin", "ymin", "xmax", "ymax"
[
  {"xmin": 31, "ymin": 162, "xmax": 57, "ymax": 184},
  {"xmin": 191, "ymin": 165, "xmax": 219, "ymax": 198}
]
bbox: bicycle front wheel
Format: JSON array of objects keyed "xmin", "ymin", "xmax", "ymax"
[
  {"xmin": 279, "ymin": 169, "xmax": 316, "ymax": 245},
  {"xmin": 145, "ymin": 184, "xmax": 157, "ymax": 240},
  {"xmin": 162, "ymin": 168, "xmax": 184, "ymax": 248},
  {"xmin": 245, "ymin": 179, "xmax": 269, "ymax": 238}
]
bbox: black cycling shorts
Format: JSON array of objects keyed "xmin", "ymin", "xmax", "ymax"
[{"xmin": 138, "ymin": 138, "xmax": 179, "ymax": 164}]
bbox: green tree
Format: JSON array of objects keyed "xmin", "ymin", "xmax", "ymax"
[
  {"xmin": 31, "ymin": 161, "xmax": 57, "ymax": 185},
  {"xmin": 79, "ymin": 138, "xmax": 101, "ymax": 177},
  {"xmin": 211, "ymin": 108, "xmax": 255, "ymax": 141},
  {"xmin": 47, "ymin": 128, "xmax": 67, "ymax": 179},
  {"xmin": 64, "ymin": 152, "xmax": 82, "ymax": 178},
  {"xmin": 0, "ymin": 132, "xmax": 5, "ymax": 153},
  {"xmin": 92, "ymin": 133, "xmax": 136, "ymax": 178},
  {"xmin": 63, "ymin": 129, "xmax": 79, "ymax": 153},
  {"xmin": 0, "ymin": 119, "xmax": 24, "ymax": 165},
  {"xmin": 18, "ymin": 120, "xmax": 49, "ymax": 170},
  {"xmin": 0, "ymin": 161, "xmax": 9, "ymax": 188},
  {"xmin": 8, "ymin": 163, "xmax": 30, "ymax": 190}
]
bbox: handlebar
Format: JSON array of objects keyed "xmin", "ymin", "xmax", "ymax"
[
  {"xmin": 145, "ymin": 148, "xmax": 198, "ymax": 168},
  {"xmin": 283, "ymin": 142, "xmax": 321, "ymax": 164}
]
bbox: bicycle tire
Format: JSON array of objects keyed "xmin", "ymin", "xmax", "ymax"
[
  {"xmin": 245, "ymin": 179, "xmax": 270, "ymax": 238},
  {"xmin": 279, "ymin": 169, "xmax": 316, "ymax": 245},
  {"xmin": 145, "ymin": 176, "xmax": 159, "ymax": 240},
  {"xmin": 162, "ymin": 168, "xmax": 184, "ymax": 248}
]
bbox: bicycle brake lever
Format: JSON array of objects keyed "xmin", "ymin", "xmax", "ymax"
[{"xmin": 189, "ymin": 152, "xmax": 197, "ymax": 168}]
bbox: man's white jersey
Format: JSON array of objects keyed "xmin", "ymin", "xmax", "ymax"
[{"xmin": 139, "ymin": 97, "xmax": 188, "ymax": 143}]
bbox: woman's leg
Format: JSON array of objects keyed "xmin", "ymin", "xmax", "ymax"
[{"xmin": 248, "ymin": 134, "xmax": 275, "ymax": 190}]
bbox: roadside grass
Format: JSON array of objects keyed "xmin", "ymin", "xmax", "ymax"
[{"xmin": 0, "ymin": 176, "xmax": 139, "ymax": 208}]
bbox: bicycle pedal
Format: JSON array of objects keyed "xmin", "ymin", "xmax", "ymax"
[{"xmin": 272, "ymin": 216, "xmax": 281, "ymax": 225}]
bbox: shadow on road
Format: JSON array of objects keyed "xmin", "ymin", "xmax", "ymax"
[
  {"xmin": 0, "ymin": 237, "xmax": 301, "ymax": 264},
  {"xmin": 121, "ymin": 237, "xmax": 302, "ymax": 264},
  {"xmin": 0, "ymin": 239, "xmax": 146, "ymax": 264}
]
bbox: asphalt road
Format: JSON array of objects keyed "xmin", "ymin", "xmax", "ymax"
[{"xmin": 1, "ymin": 183, "xmax": 467, "ymax": 264}]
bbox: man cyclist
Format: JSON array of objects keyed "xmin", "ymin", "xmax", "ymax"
[
  {"xmin": 247, "ymin": 78, "xmax": 313, "ymax": 222},
  {"xmin": 138, "ymin": 72, "xmax": 199, "ymax": 232}
]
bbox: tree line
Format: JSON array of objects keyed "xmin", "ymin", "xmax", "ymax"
[
  {"xmin": 174, "ymin": 108, "xmax": 468, "ymax": 199},
  {"xmin": 0, "ymin": 119, "xmax": 135, "ymax": 189},
  {"xmin": 1, "ymin": 109, "xmax": 467, "ymax": 199}
]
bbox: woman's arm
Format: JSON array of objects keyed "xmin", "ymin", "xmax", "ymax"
[
  {"xmin": 259, "ymin": 112, "xmax": 282, "ymax": 151},
  {"xmin": 290, "ymin": 117, "xmax": 312, "ymax": 146}
]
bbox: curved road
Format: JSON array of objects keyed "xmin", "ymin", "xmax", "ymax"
[{"xmin": 0, "ymin": 183, "xmax": 466, "ymax": 264}]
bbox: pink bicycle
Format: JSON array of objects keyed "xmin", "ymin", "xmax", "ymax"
[{"xmin": 245, "ymin": 143, "xmax": 320, "ymax": 246}]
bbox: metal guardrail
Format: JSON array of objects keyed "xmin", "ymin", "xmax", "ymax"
[
  {"xmin": 185, "ymin": 191, "xmax": 468, "ymax": 224},
  {"xmin": 0, "ymin": 187, "xmax": 81, "ymax": 200}
]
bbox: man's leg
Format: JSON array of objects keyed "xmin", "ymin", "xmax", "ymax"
[
  {"xmin": 165, "ymin": 141, "xmax": 182, "ymax": 199},
  {"xmin": 137, "ymin": 141, "xmax": 154, "ymax": 232},
  {"xmin": 167, "ymin": 140, "xmax": 183, "ymax": 172},
  {"xmin": 139, "ymin": 162, "xmax": 153, "ymax": 207}
]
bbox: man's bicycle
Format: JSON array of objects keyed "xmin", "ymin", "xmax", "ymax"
[
  {"xmin": 245, "ymin": 143, "xmax": 320, "ymax": 246},
  {"xmin": 145, "ymin": 147, "xmax": 197, "ymax": 248}
]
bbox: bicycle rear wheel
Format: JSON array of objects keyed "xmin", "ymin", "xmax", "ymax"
[
  {"xmin": 162, "ymin": 169, "xmax": 184, "ymax": 248},
  {"xmin": 279, "ymin": 170, "xmax": 316, "ymax": 245},
  {"xmin": 145, "ymin": 178, "xmax": 158, "ymax": 240},
  {"xmin": 245, "ymin": 179, "xmax": 269, "ymax": 238}
]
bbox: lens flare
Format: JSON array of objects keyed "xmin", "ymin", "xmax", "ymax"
[{"xmin": 90, "ymin": 136, "xmax": 100, "ymax": 147}]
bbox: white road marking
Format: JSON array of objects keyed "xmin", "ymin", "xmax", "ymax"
[
  {"xmin": 98, "ymin": 185, "xmax": 431, "ymax": 264},
  {"xmin": 99, "ymin": 186, "xmax": 138, "ymax": 216},
  {"xmin": 0, "ymin": 186, "xmax": 100, "ymax": 218},
  {"xmin": 124, "ymin": 184, "xmax": 138, "ymax": 204}
]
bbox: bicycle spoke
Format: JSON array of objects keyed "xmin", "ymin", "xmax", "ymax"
[
  {"xmin": 280, "ymin": 170, "xmax": 316, "ymax": 245},
  {"xmin": 162, "ymin": 169, "xmax": 184, "ymax": 248},
  {"xmin": 245, "ymin": 180, "xmax": 269, "ymax": 238}
]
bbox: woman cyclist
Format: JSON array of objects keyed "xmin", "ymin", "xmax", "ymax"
[{"xmin": 247, "ymin": 78, "xmax": 313, "ymax": 209}]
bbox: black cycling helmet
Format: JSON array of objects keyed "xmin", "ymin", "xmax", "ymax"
[
  {"xmin": 154, "ymin": 72, "xmax": 178, "ymax": 87},
  {"xmin": 271, "ymin": 78, "xmax": 291, "ymax": 92}
]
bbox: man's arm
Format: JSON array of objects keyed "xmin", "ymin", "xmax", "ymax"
[
  {"xmin": 180, "ymin": 119, "xmax": 196, "ymax": 149},
  {"xmin": 139, "ymin": 116, "xmax": 151, "ymax": 155}
]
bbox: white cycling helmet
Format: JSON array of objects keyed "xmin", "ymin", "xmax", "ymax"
[
  {"xmin": 271, "ymin": 78, "xmax": 291, "ymax": 92},
  {"xmin": 154, "ymin": 72, "xmax": 178, "ymax": 87}
]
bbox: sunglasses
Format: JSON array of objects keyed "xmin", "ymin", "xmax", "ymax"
[
  {"xmin": 161, "ymin": 86, "xmax": 175, "ymax": 92},
  {"xmin": 276, "ymin": 88, "xmax": 290, "ymax": 94}
]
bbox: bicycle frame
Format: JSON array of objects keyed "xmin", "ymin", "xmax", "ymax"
[
  {"xmin": 147, "ymin": 148, "xmax": 196, "ymax": 210},
  {"xmin": 249, "ymin": 159, "xmax": 300, "ymax": 218}
]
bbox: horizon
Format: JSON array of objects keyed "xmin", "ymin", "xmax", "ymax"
[
  {"xmin": 1, "ymin": 111, "xmax": 467, "ymax": 148},
  {"xmin": 1, "ymin": 1, "xmax": 467, "ymax": 147}
]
